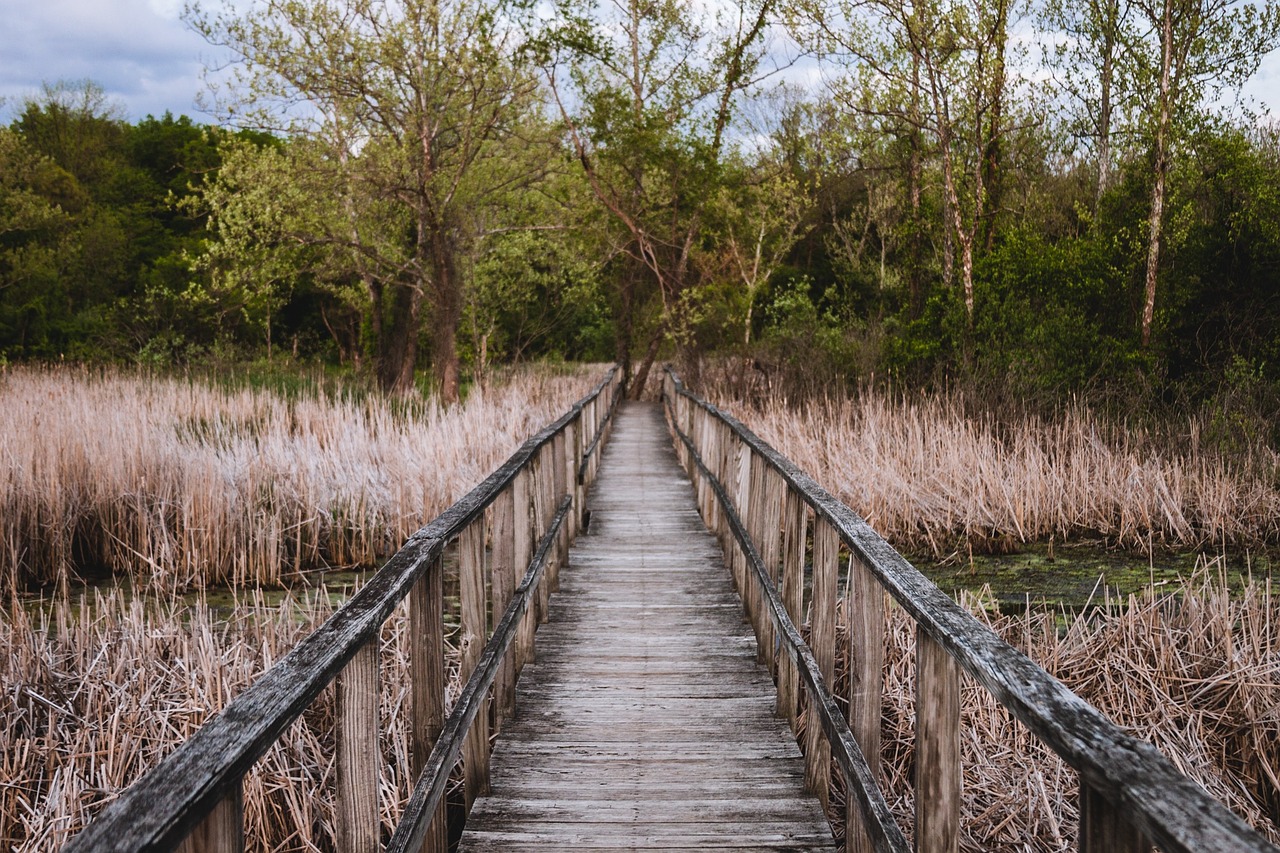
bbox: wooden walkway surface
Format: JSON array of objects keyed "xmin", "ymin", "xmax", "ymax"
[{"xmin": 460, "ymin": 402, "xmax": 834, "ymax": 851}]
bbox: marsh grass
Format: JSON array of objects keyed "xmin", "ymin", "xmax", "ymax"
[
  {"xmin": 0, "ymin": 363, "xmax": 600, "ymax": 594},
  {"xmin": 797, "ymin": 563, "xmax": 1280, "ymax": 850},
  {"xmin": 1, "ymin": 586, "xmax": 459, "ymax": 851},
  {"xmin": 698, "ymin": 375, "xmax": 1280, "ymax": 556}
]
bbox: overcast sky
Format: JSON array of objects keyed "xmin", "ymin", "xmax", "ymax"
[{"xmin": 1, "ymin": 0, "xmax": 1279, "ymax": 126}]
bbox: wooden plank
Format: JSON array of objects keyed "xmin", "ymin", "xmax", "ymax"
[
  {"xmin": 777, "ymin": 490, "xmax": 806, "ymax": 731},
  {"xmin": 915, "ymin": 628, "xmax": 960, "ymax": 853},
  {"xmin": 806, "ymin": 517, "xmax": 838, "ymax": 808},
  {"xmin": 1080, "ymin": 781, "xmax": 1152, "ymax": 853},
  {"xmin": 513, "ymin": 469, "xmax": 534, "ymax": 673},
  {"xmin": 847, "ymin": 551, "xmax": 886, "ymax": 853},
  {"xmin": 460, "ymin": 520, "xmax": 491, "ymax": 808},
  {"xmin": 176, "ymin": 785, "xmax": 243, "ymax": 853},
  {"xmin": 460, "ymin": 403, "xmax": 831, "ymax": 852},
  {"xmin": 409, "ymin": 557, "xmax": 448, "ymax": 853},
  {"xmin": 337, "ymin": 639, "xmax": 380, "ymax": 853},
  {"xmin": 492, "ymin": 485, "xmax": 517, "ymax": 728}
]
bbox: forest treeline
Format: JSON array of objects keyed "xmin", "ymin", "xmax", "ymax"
[{"xmin": 2, "ymin": 0, "xmax": 1279, "ymax": 426}]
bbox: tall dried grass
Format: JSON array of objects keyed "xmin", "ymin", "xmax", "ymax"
[
  {"xmin": 0, "ymin": 364, "xmax": 599, "ymax": 593},
  {"xmin": 701, "ymin": 382, "xmax": 1280, "ymax": 555},
  {"xmin": 807, "ymin": 565, "xmax": 1280, "ymax": 850},
  {"xmin": 1, "ymin": 587, "xmax": 456, "ymax": 851}
]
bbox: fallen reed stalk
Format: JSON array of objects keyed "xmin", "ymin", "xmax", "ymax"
[{"xmin": 0, "ymin": 364, "xmax": 599, "ymax": 593}]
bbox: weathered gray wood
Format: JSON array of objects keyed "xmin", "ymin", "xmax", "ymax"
[
  {"xmin": 806, "ymin": 517, "xmax": 839, "ymax": 808},
  {"xmin": 513, "ymin": 469, "xmax": 534, "ymax": 673},
  {"xmin": 386, "ymin": 497, "xmax": 574, "ymax": 853},
  {"xmin": 492, "ymin": 486, "xmax": 518, "ymax": 728},
  {"xmin": 660, "ymin": 402, "xmax": 910, "ymax": 853},
  {"xmin": 778, "ymin": 490, "xmax": 806, "ymax": 731},
  {"xmin": 459, "ymin": 520, "xmax": 491, "ymax": 808},
  {"xmin": 1080, "ymin": 781, "xmax": 1153, "ymax": 853},
  {"xmin": 459, "ymin": 403, "xmax": 832, "ymax": 852},
  {"xmin": 337, "ymin": 639, "xmax": 380, "ymax": 853},
  {"xmin": 176, "ymin": 786, "xmax": 242, "ymax": 853},
  {"xmin": 409, "ymin": 557, "xmax": 448, "ymax": 853},
  {"xmin": 664, "ymin": 368, "xmax": 1277, "ymax": 853},
  {"xmin": 915, "ymin": 627, "xmax": 960, "ymax": 853},
  {"xmin": 847, "ymin": 552, "xmax": 886, "ymax": 853}
]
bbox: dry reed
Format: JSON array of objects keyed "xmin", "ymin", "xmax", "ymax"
[
  {"xmin": 802, "ymin": 565, "xmax": 1280, "ymax": 850},
  {"xmin": 0, "ymin": 364, "xmax": 600, "ymax": 593},
  {"xmin": 0, "ymin": 586, "xmax": 459, "ymax": 851},
  {"xmin": 701, "ymin": 381, "xmax": 1280, "ymax": 555}
]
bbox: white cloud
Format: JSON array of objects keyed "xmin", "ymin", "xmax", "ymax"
[{"xmin": 0, "ymin": 0, "xmax": 232, "ymax": 121}]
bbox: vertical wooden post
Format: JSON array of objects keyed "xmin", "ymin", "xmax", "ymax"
[
  {"xmin": 1079, "ymin": 782, "xmax": 1151, "ymax": 853},
  {"xmin": 551, "ymin": 431, "xmax": 568, "ymax": 591},
  {"xmin": 759, "ymin": 467, "xmax": 784, "ymax": 679},
  {"xmin": 777, "ymin": 491, "xmax": 806, "ymax": 731},
  {"xmin": 177, "ymin": 784, "xmax": 244, "ymax": 853},
  {"xmin": 492, "ymin": 485, "xmax": 518, "ymax": 728},
  {"xmin": 513, "ymin": 469, "xmax": 535, "ymax": 670},
  {"xmin": 805, "ymin": 517, "xmax": 838, "ymax": 808},
  {"xmin": 459, "ymin": 520, "xmax": 490, "ymax": 808},
  {"xmin": 746, "ymin": 457, "xmax": 772, "ymax": 667},
  {"xmin": 570, "ymin": 414, "xmax": 584, "ymax": 527},
  {"xmin": 533, "ymin": 446, "xmax": 553, "ymax": 624},
  {"xmin": 728, "ymin": 433, "xmax": 748, "ymax": 596},
  {"xmin": 337, "ymin": 638, "xmax": 380, "ymax": 853},
  {"xmin": 916, "ymin": 628, "xmax": 961, "ymax": 853},
  {"xmin": 846, "ymin": 552, "xmax": 885, "ymax": 853},
  {"xmin": 409, "ymin": 556, "xmax": 447, "ymax": 852}
]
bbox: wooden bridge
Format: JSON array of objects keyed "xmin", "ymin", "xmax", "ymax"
[{"xmin": 65, "ymin": 366, "xmax": 1276, "ymax": 853}]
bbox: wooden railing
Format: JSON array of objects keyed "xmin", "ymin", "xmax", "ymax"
[
  {"xmin": 662, "ymin": 368, "xmax": 1276, "ymax": 853},
  {"xmin": 65, "ymin": 366, "xmax": 622, "ymax": 853}
]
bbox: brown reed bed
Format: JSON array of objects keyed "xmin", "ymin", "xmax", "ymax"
[
  {"xmin": 0, "ymin": 363, "xmax": 600, "ymax": 594},
  {"xmin": 1, "ymin": 586, "xmax": 460, "ymax": 851},
  {"xmin": 795, "ymin": 563, "xmax": 1280, "ymax": 850},
  {"xmin": 696, "ymin": 376, "xmax": 1280, "ymax": 556}
]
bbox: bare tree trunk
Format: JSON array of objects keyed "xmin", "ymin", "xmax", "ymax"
[
  {"xmin": 1142, "ymin": 0, "xmax": 1173, "ymax": 349},
  {"xmin": 431, "ymin": 229, "xmax": 462, "ymax": 403},
  {"xmin": 378, "ymin": 280, "xmax": 423, "ymax": 394},
  {"xmin": 1096, "ymin": 0, "xmax": 1118, "ymax": 206},
  {"xmin": 980, "ymin": 0, "xmax": 1008, "ymax": 253}
]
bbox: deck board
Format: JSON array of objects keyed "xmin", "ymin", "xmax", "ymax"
[{"xmin": 459, "ymin": 402, "xmax": 834, "ymax": 852}]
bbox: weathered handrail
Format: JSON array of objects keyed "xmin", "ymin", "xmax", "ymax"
[
  {"xmin": 65, "ymin": 366, "xmax": 622, "ymax": 853},
  {"xmin": 663, "ymin": 368, "xmax": 1276, "ymax": 853}
]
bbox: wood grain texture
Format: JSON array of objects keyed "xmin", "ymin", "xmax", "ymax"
[
  {"xmin": 337, "ymin": 640, "xmax": 380, "ymax": 853},
  {"xmin": 847, "ymin": 552, "xmax": 885, "ymax": 853},
  {"xmin": 915, "ymin": 627, "xmax": 960, "ymax": 853},
  {"xmin": 806, "ymin": 518, "xmax": 839, "ymax": 808},
  {"xmin": 176, "ymin": 786, "xmax": 242, "ymax": 853},
  {"xmin": 1080, "ymin": 781, "xmax": 1152, "ymax": 853},
  {"xmin": 460, "ymin": 403, "xmax": 833, "ymax": 852},
  {"xmin": 460, "ymin": 520, "xmax": 491, "ymax": 808}
]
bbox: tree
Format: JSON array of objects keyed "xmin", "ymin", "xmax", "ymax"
[
  {"xmin": 187, "ymin": 0, "xmax": 546, "ymax": 398},
  {"xmin": 536, "ymin": 0, "xmax": 782, "ymax": 394},
  {"xmin": 1130, "ymin": 0, "xmax": 1280, "ymax": 348}
]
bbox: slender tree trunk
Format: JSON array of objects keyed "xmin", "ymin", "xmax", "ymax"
[
  {"xmin": 908, "ymin": 56, "xmax": 925, "ymax": 320},
  {"xmin": 378, "ymin": 280, "xmax": 423, "ymax": 394},
  {"xmin": 431, "ymin": 228, "xmax": 462, "ymax": 402},
  {"xmin": 631, "ymin": 325, "xmax": 664, "ymax": 400},
  {"xmin": 1096, "ymin": 0, "xmax": 1118, "ymax": 206},
  {"xmin": 1142, "ymin": 0, "xmax": 1173, "ymax": 349},
  {"xmin": 980, "ymin": 0, "xmax": 1008, "ymax": 253}
]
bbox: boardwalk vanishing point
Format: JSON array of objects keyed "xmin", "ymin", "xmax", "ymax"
[{"xmin": 462, "ymin": 402, "xmax": 833, "ymax": 850}]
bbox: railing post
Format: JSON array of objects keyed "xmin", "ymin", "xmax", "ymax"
[
  {"xmin": 916, "ymin": 628, "xmax": 961, "ymax": 853},
  {"xmin": 745, "ymin": 454, "xmax": 772, "ymax": 667},
  {"xmin": 337, "ymin": 638, "xmax": 380, "ymax": 853},
  {"xmin": 459, "ymin": 520, "xmax": 490, "ymax": 808},
  {"xmin": 177, "ymin": 784, "xmax": 243, "ymax": 853},
  {"xmin": 409, "ymin": 555, "xmax": 447, "ymax": 852},
  {"xmin": 730, "ymin": 432, "xmax": 749, "ymax": 597},
  {"xmin": 532, "ymin": 446, "xmax": 553, "ymax": 625},
  {"xmin": 492, "ymin": 485, "xmax": 518, "ymax": 728},
  {"xmin": 805, "ymin": 517, "xmax": 839, "ymax": 808},
  {"xmin": 1079, "ymin": 782, "xmax": 1152, "ymax": 853},
  {"xmin": 758, "ymin": 467, "xmax": 784, "ymax": 679},
  {"xmin": 846, "ymin": 551, "xmax": 885, "ymax": 853},
  {"xmin": 551, "ymin": 430, "xmax": 568, "ymax": 592},
  {"xmin": 778, "ymin": 490, "xmax": 806, "ymax": 732},
  {"xmin": 513, "ymin": 469, "xmax": 535, "ymax": 670}
]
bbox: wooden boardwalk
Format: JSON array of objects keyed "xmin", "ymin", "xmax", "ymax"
[{"xmin": 460, "ymin": 401, "xmax": 834, "ymax": 851}]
